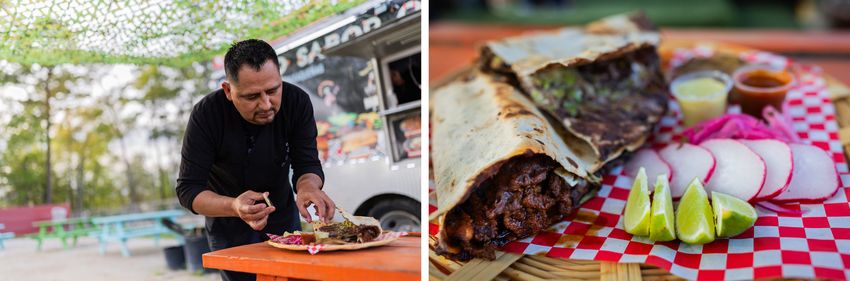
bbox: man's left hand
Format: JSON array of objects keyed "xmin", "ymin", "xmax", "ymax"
[{"xmin": 295, "ymin": 175, "xmax": 335, "ymax": 224}]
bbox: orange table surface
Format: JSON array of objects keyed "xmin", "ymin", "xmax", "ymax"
[
  {"xmin": 429, "ymin": 23, "xmax": 850, "ymax": 86},
  {"xmin": 203, "ymin": 236, "xmax": 420, "ymax": 281}
]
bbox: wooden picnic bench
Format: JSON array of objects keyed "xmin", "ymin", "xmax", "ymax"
[
  {"xmin": 90, "ymin": 209, "xmax": 186, "ymax": 257},
  {"xmin": 0, "ymin": 223, "xmax": 15, "ymax": 250},
  {"xmin": 29, "ymin": 217, "xmax": 98, "ymax": 251}
]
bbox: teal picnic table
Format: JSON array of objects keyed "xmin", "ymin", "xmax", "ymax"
[
  {"xmin": 30, "ymin": 217, "xmax": 98, "ymax": 251},
  {"xmin": 0, "ymin": 223, "xmax": 15, "ymax": 250},
  {"xmin": 90, "ymin": 209, "xmax": 187, "ymax": 257}
]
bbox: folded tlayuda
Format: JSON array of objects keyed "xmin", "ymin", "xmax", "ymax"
[
  {"xmin": 431, "ymin": 13, "xmax": 669, "ymax": 261},
  {"xmin": 430, "ymin": 72, "xmax": 600, "ymax": 261},
  {"xmin": 311, "ymin": 209, "xmax": 383, "ymax": 244},
  {"xmin": 480, "ymin": 13, "xmax": 669, "ymax": 171}
]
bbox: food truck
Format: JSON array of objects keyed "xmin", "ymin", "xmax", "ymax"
[{"xmin": 211, "ymin": 0, "xmax": 421, "ymax": 232}]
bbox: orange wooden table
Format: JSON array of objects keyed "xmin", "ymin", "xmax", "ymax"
[
  {"xmin": 202, "ymin": 236, "xmax": 420, "ymax": 281},
  {"xmin": 429, "ymin": 23, "xmax": 850, "ymax": 85}
]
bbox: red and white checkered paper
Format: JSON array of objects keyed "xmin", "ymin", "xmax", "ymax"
[
  {"xmin": 429, "ymin": 47, "xmax": 850, "ymax": 280},
  {"xmin": 266, "ymin": 231, "xmax": 408, "ymax": 255}
]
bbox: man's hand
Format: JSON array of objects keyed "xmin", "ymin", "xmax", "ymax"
[
  {"xmin": 295, "ymin": 174, "xmax": 335, "ymax": 223},
  {"xmin": 231, "ymin": 190, "xmax": 275, "ymax": 230}
]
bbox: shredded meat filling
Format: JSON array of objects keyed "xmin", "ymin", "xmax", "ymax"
[
  {"xmin": 436, "ymin": 155, "xmax": 592, "ymax": 261},
  {"xmin": 319, "ymin": 223, "xmax": 381, "ymax": 243}
]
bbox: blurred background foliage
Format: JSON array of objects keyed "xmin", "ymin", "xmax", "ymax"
[{"xmin": 0, "ymin": 62, "xmax": 211, "ymax": 215}]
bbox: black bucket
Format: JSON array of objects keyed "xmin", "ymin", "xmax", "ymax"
[
  {"xmin": 163, "ymin": 245, "xmax": 186, "ymax": 270},
  {"xmin": 184, "ymin": 234, "xmax": 215, "ymax": 274}
]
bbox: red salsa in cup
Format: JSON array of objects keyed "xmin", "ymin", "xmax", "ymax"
[{"xmin": 732, "ymin": 65, "xmax": 795, "ymax": 117}]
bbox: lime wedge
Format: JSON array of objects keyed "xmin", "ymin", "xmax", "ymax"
[
  {"xmin": 675, "ymin": 178, "xmax": 715, "ymax": 244},
  {"xmin": 712, "ymin": 191, "xmax": 757, "ymax": 237},
  {"xmin": 650, "ymin": 174, "xmax": 676, "ymax": 241},
  {"xmin": 624, "ymin": 167, "xmax": 651, "ymax": 236}
]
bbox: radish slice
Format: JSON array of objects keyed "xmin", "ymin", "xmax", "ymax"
[
  {"xmin": 623, "ymin": 148, "xmax": 671, "ymax": 192},
  {"xmin": 771, "ymin": 143, "xmax": 840, "ymax": 203},
  {"xmin": 700, "ymin": 139, "xmax": 765, "ymax": 201},
  {"xmin": 756, "ymin": 201, "xmax": 806, "ymax": 216},
  {"xmin": 658, "ymin": 143, "xmax": 716, "ymax": 199},
  {"xmin": 740, "ymin": 139, "xmax": 793, "ymax": 200}
]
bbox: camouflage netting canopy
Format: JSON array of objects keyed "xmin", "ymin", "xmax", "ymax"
[{"xmin": 0, "ymin": 0, "xmax": 366, "ymax": 66}]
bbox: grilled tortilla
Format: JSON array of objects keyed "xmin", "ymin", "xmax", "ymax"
[
  {"xmin": 431, "ymin": 71, "xmax": 600, "ymax": 261},
  {"xmin": 313, "ymin": 209, "xmax": 382, "ymax": 244},
  {"xmin": 480, "ymin": 13, "xmax": 668, "ymax": 171}
]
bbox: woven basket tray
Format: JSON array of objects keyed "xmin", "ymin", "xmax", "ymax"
[
  {"xmin": 429, "ymin": 236, "xmax": 692, "ymax": 281},
  {"xmin": 428, "ymin": 41, "xmax": 850, "ymax": 281}
]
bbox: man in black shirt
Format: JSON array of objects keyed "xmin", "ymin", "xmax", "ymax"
[{"xmin": 176, "ymin": 39, "xmax": 336, "ymax": 281}]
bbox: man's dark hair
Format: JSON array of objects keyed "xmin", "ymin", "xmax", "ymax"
[{"xmin": 224, "ymin": 39, "xmax": 280, "ymax": 84}]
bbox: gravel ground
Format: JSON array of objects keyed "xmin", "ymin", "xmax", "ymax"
[{"xmin": 1, "ymin": 236, "xmax": 221, "ymax": 281}]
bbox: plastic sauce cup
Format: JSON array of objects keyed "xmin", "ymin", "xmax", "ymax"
[
  {"xmin": 671, "ymin": 71, "xmax": 733, "ymax": 127},
  {"xmin": 732, "ymin": 65, "xmax": 796, "ymax": 118}
]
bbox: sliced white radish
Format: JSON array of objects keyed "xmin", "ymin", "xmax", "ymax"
[
  {"xmin": 658, "ymin": 143, "xmax": 716, "ymax": 199},
  {"xmin": 740, "ymin": 139, "xmax": 793, "ymax": 200},
  {"xmin": 700, "ymin": 139, "xmax": 765, "ymax": 201},
  {"xmin": 623, "ymin": 148, "xmax": 671, "ymax": 191},
  {"xmin": 771, "ymin": 143, "xmax": 840, "ymax": 203}
]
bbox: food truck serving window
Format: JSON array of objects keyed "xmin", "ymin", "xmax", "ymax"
[
  {"xmin": 274, "ymin": 1, "xmax": 421, "ymax": 164},
  {"xmin": 379, "ymin": 45, "xmax": 421, "ymax": 162},
  {"xmin": 384, "ymin": 51, "xmax": 421, "ymax": 109}
]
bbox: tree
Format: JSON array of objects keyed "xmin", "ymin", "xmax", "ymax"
[
  {"xmin": 98, "ymin": 84, "xmax": 143, "ymax": 208},
  {"xmin": 0, "ymin": 103, "xmax": 48, "ymax": 205},
  {"xmin": 132, "ymin": 63, "xmax": 211, "ymax": 201},
  {"xmin": 54, "ymin": 105, "xmax": 115, "ymax": 214},
  {"xmin": 0, "ymin": 61, "xmax": 211, "ymax": 211},
  {"xmin": 0, "ymin": 64, "xmax": 93, "ymax": 205}
]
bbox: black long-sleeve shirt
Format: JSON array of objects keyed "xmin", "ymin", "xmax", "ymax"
[{"xmin": 176, "ymin": 82, "xmax": 323, "ymax": 241}]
